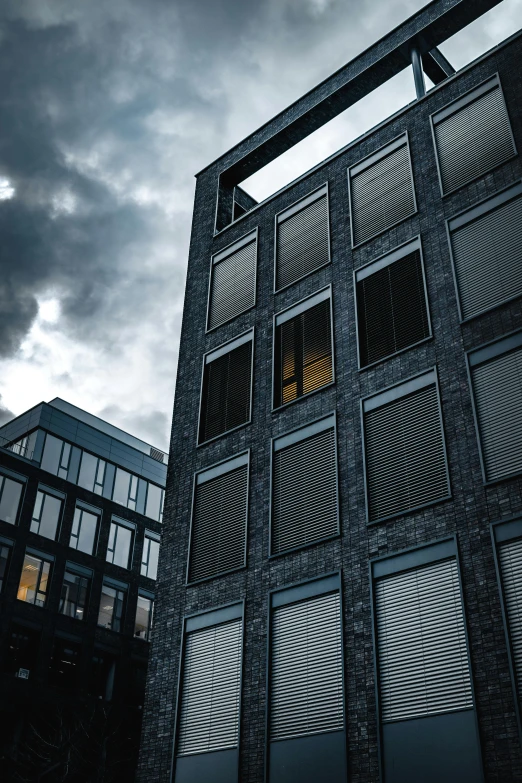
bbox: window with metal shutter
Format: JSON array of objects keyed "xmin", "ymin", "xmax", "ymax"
[
  {"xmin": 177, "ymin": 617, "xmax": 243, "ymax": 756},
  {"xmin": 189, "ymin": 455, "xmax": 248, "ymax": 582},
  {"xmin": 270, "ymin": 592, "xmax": 343, "ymax": 740},
  {"xmin": 274, "ymin": 289, "xmax": 333, "ymax": 408},
  {"xmin": 432, "ymin": 77, "xmax": 515, "ymax": 195},
  {"xmin": 499, "ymin": 537, "xmax": 522, "ymax": 700},
  {"xmin": 375, "ymin": 558, "xmax": 473, "ymax": 723},
  {"xmin": 356, "ymin": 238, "xmax": 430, "ymax": 368},
  {"xmin": 363, "ymin": 370, "xmax": 449, "ymax": 522},
  {"xmin": 272, "ymin": 416, "xmax": 338, "ymax": 555},
  {"xmin": 349, "ymin": 135, "xmax": 416, "ymax": 247},
  {"xmin": 469, "ymin": 334, "xmax": 522, "ymax": 482},
  {"xmin": 207, "ymin": 232, "xmax": 257, "ymax": 331},
  {"xmin": 275, "ymin": 186, "xmax": 329, "ymax": 291},
  {"xmin": 199, "ymin": 333, "xmax": 253, "ymax": 444},
  {"xmin": 448, "ymin": 183, "xmax": 522, "ymax": 321}
]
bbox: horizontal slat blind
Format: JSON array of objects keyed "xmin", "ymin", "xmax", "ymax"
[
  {"xmin": 451, "ymin": 195, "xmax": 522, "ymax": 320},
  {"xmin": 350, "ymin": 142, "xmax": 415, "ymax": 245},
  {"xmin": 434, "ymin": 85, "xmax": 515, "ymax": 194},
  {"xmin": 189, "ymin": 465, "xmax": 247, "ymax": 581},
  {"xmin": 357, "ymin": 249, "xmax": 429, "ymax": 367},
  {"xmin": 365, "ymin": 384, "xmax": 448, "ymax": 521},
  {"xmin": 272, "ymin": 427, "xmax": 337, "ymax": 554},
  {"xmin": 376, "ymin": 559, "xmax": 473, "ymax": 723},
  {"xmin": 199, "ymin": 341, "xmax": 252, "ymax": 443},
  {"xmin": 275, "ymin": 299, "xmax": 333, "ymax": 407},
  {"xmin": 472, "ymin": 346, "xmax": 522, "ymax": 481},
  {"xmin": 499, "ymin": 537, "xmax": 522, "ymax": 698},
  {"xmin": 178, "ymin": 619, "xmax": 243, "ymax": 756},
  {"xmin": 271, "ymin": 592, "xmax": 343, "ymax": 740},
  {"xmin": 208, "ymin": 239, "xmax": 256, "ymax": 330},
  {"xmin": 276, "ymin": 194, "xmax": 329, "ymax": 290}
]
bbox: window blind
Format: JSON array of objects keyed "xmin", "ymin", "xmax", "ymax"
[
  {"xmin": 208, "ymin": 234, "xmax": 257, "ymax": 330},
  {"xmin": 498, "ymin": 537, "xmax": 522, "ymax": 699},
  {"xmin": 276, "ymin": 188, "xmax": 329, "ymax": 291}
]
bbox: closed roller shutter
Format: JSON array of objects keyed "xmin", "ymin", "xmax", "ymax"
[
  {"xmin": 276, "ymin": 192, "xmax": 329, "ymax": 291},
  {"xmin": 189, "ymin": 464, "xmax": 247, "ymax": 581},
  {"xmin": 450, "ymin": 193, "xmax": 522, "ymax": 320},
  {"xmin": 350, "ymin": 140, "xmax": 415, "ymax": 246},
  {"xmin": 274, "ymin": 297, "xmax": 333, "ymax": 408},
  {"xmin": 178, "ymin": 619, "xmax": 243, "ymax": 756},
  {"xmin": 499, "ymin": 537, "xmax": 522, "ymax": 698},
  {"xmin": 434, "ymin": 82, "xmax": 515, "ymax": 194},
  {"xmin": 376, "ymin": 558, "xmax": 473, "ymax": 723},
  {"xmin": 472, "ymin": 345, "xmax": 522, "ymax": 482},
  {"xmin": 365, "ymin": 383, "xmax": 448, "ymax": 522},
  {"xmin": 208, "ymin": 238, "xmax": 256, "ymax": 330},
  {"xmin": 272, "ymin": 426, "xmax": 337, "ymax": 554},
  {"xmin": 357, "ymin": 248, "xmax": 430, "ymax": 367},
  {"xmin": 199, "ymin": 339, "xmax": 252, "ymax": 443},
  {"xmin": 271, "ymin": 592, "xmax": 343, "ymax": 740}
]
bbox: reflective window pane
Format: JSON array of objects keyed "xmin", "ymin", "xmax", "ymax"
[
  {"xmin": 134, "ymin": 596, "xmax": 153, "ymax": 641},
  {"xmin": 31, "ymin": 491, "xmax": 62, "ymax": 540},
  {"xmin": 106, "ymin": 522, "xmax": 133, "ymax": 569},
  {"xmin": 141, "ymin": 536, "xmax": 160, "ymax": 581},
  {"xmin": 0, "ymin": 544, "xmax": 11, "ymax": 592},
  {"xmin": 40, "ymin": 434, "xmax": 63, "ymax": 475},
  {"xmin": 0, "ymin": 477, "xmax": 23, "ymax": 524},
  {"xmin": 70, "ymin": 507, "xmax": 99, "ymax": 555},
  {"xmin": 145, "ymin": 483, "xmax": 162, "ymax": 522},
  {"xmin": 113, "ymin": 469, "xmax": 131, "ymax": 507},
  {"xmin": 60, "ymin": 570, "xmax": 89, "ymax": 620},
  {"xmin": 78, "ymin": 452, "xmax": 98, "ymax": 492}
]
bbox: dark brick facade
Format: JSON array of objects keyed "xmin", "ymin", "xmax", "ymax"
[{"xmin": 139, "ymin": 2, "xmax": 522, "ymax": 779}]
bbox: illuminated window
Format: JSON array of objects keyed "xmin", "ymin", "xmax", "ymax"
[
  {"xmin": 70, "ymin": 505, "xmax": 100, "ymax": 555},
  {"xmin": 17, "ymin": 552, "xmax": 52, "ymax": 607},
  {"xmin": 134, "ymin": 594, "xmax": 154, "ymax": 641},
  {"xmin": 274, "ymin": 289, "xmax": 333, "ymax": 408},
  {"xmin": 141, "ymin": 533, "xmax": 160, "ymax": 580},
  {"xmin": 98, "ymin": 581, "xmax": 126, "ymax": 632},
  {"xmin": 60, "ymin": 566, "xmax": 90, "ymax": 620},
  {"xmin": 0, "ymin": 474, "xmax": 23, "ymax": 525},
  {"xmin": 30, "ymin": 488, "xmax": 63, "ymax": 540},
  {"xmin": 106, "ymin": 519, "xmax": 134, "ymax": 569}
]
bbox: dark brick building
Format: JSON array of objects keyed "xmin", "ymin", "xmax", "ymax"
[
  {"xmin": 139, "ymin": 1, "xmax": 522, "ymax": 780},
  {"xmin": 0, "ymin": 398, "xmax": 166, "ymax": 781}
]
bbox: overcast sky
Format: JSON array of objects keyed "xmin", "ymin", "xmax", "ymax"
[{"xmin": 0, "ymin": 0, "xmax": 520, "ymax": 451}]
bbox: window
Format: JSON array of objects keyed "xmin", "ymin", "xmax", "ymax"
[
  {"xmin": 176, "ymin": 604, "xmax": 243, "ymax": 759},
  {"xmin": 145, "ymin": 482, "xmax": 164, "ymax": 522},
  {"xmin": 274, "ymin": 288, "xmax": 333, "ymax": 408},
  {"xmin": 113, "ymin": 468, "xmax": 138, "ymax": 510},
  {"xmin": 207, "ymin": 229, "xmax": 257, "ymax": 331},
  {"xmin": 30, "ymin": 488, "xmax": 63, "ymax": 540},
  {"xmin": 48, "ymin": 637, "xmax": 81, "ymax": 687},
  {"xmin": 0, "ymin": 540, "xmax": 12, "ymax": 592},
  {"xmin": 348, "ymin": 134, "xmax": 416, "ymax": 246},
  {"xmin": 271, "ymin": 415, "xmax": 338, "ymax": 555},
  {"xmin": 40, "ymin": 434, "xmax": 71, "ymax": 479},
  {"xmin": 275, "ymin": 185, "xmax": 330, "ymax": 291},
  {"xmin": 141, "ymin": 532, "xmax": 160, "ymax": 580},
  {"xmin": 98, "ymin": 581, "xmax": 126, "ymax": 632},
  {"xmin": 60, "ymin": 565, "xmax": 91, "ymax": 620},
  {"xmin": 363, "ymin": 369, "xmax": 450, "ymax": 523},
  {"xmin": 106, "ymin": 518, "xmax": 134, "ymax": 569},
  {"xmin": 493, "ymin": 519, "xmax": 522, "ymax": 707},
  {"xmin": 7, "ymin": 430, "xmax": 37, "ymax": 459},
  {"xmin": 17, "ymin": 551, "xmax": 52, "ymax": 607},
  {"xmin": 0, "ymin": 474, "xmax": 23, "ymax": 525},
  {"xmin": 447, "ymin": 182, "xmax": 522, "ymax": 321},
  {"xmin": 70, "ymin": 504, "xmax": 100, "ymax": 555},
  {"xmin": 468, "ymin": 331, "xmax": 522, "ymax": 483},
  {"xmin": 432, "ymin": 76, "xmax": 516, "ymax": 195},
  {"xmin": 198, "ymin": 331, "xmax": 253, "ymax": 444},
  {"xmin": 355, "ymin": 237, "xmax": 430, "ymax": 368},
  {"xmin": 188, "ymin": 453, "xmax": 248, "ymax": 583},
  {"xmin": 134, "ymin": 593, "xmax": 154, "ymax": 641},
  {"xmin": 4, "ymin": 622, "xmax": 40, "ymax": 676},
  {"xmin": 78, "ymin": 451, "xmax": 106, "ymax": 495}
]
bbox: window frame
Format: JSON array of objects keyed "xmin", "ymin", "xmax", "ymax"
[
  {"xmin": 205, "ymin": 227, "xmax": 258, "ymax": 333},
  {"xmin": 141, "ymin": 529, "xmax": 161, "ymax": 581},
  {"xmin": 97, "ymin": 577, "xmax": 127, "ymax": 633},
  {"xmin": 106, "ymin": 516, "xmax": 136, "ymax": 570},
  {"xmin": 360, "ymin": 366, "xmax": 451, "ymax": 525},
  {"xmin": 430, "ymin": 73, "xmax": 517, "ymax": 198},
  {"xmin": 134, "ymin": 589, "xmax": 154, "ymax": 641},
  {"xmin": 17, "ymin": 548, "xmax": 54, "ymax": 608},
  {"xmin": 0, "ymin": 468, "xmax": 26, "ymax": 526},
  {"xmin": 347, "ymin": 131, "xmax": 417, "ymax": 249},
  {"xmin": 446, "ymin": 179, "xmax": 522, "ymax": 323},
  {"xmin": 272, "ymin": 285, "xmax": 335, "ymax": 412},
  {"xmin": 466, "ymin": 329, "xmax": 522, "ymax": 486},
  {"xmin": 60, "ymin": 562, "xmax": 92, "ymax": 621},
  {"xmin": 77, "ymin": 450, "xmax": 107, "ymax": 496},
  {"xmin": 30, "ymin": 485, "xmax": 65, "ymax": 541},
  {"xmin": 186, "ymin": 450, "xmax": 250, "ymax": 585},
  {"xmin": 353, "ymin": 235, "xmax": 432, "ymax": 370},
  {"xmin": 70, "ymin": 500, "xmax": 101, "ymax": 556},
  {"xmin": 40, "ymin": 432, "xmax": 72, "ymax": 479},
  {"xmin": 269, "ymin": 413, "xmax": 340, "ymax": 558},
  {"xmin": 197, "ymin": 328, "xmax": 255, "ymax": 447},
  {"xmin": 273, "ymin": 182, "xmax": 331, "ymax": 294},
  {"xmin": 0, "ymin": 535, "xmax": 13, "ymax": 593}
]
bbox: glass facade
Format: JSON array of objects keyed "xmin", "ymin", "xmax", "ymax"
[
  {"xmin": 78, "ymin": 451, "xmax": 106, "ymax": 495},
  {"xmin": 134, "ymin": 595, "xmax": 153, "ymax": 641},
  {"xmin": 141, "ymin": 534, "xmax": 160, "ymax": 580},
  {"xmin": 30, "ymin": 489, "xmax": 63, "ymax": 540},
  {"xmin": 70, "ymin": 506, "xmax": 99, "ymax": 555},
  {"xmin": 0, "ymin": 474, "xmax": 23, "ymax": 525},
  {"xmin": 107, "ymin": 520, "xmax": 134, "ymax": 569},
  {"xmin": 41, "ymin": 434, "xmax": 71, "ymax": 479},
  {"xmin": 17, "ymin": 552, "xmax": 52, "ymax": 607}
]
